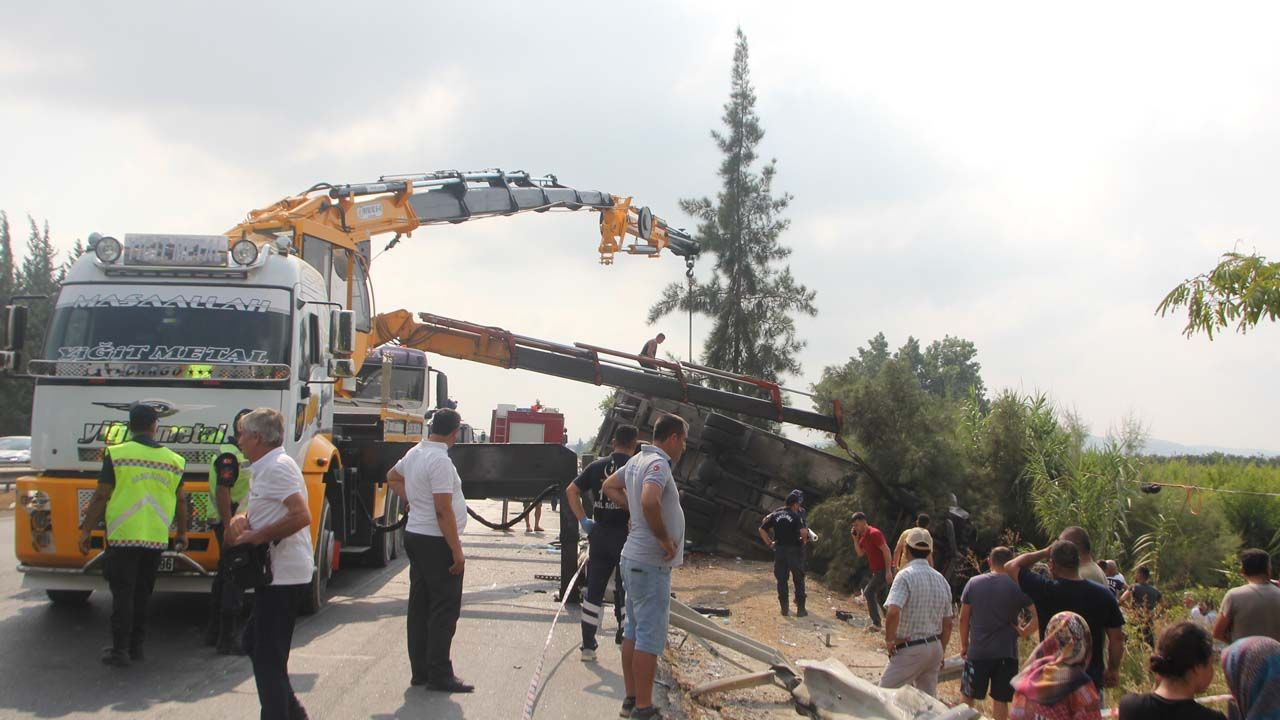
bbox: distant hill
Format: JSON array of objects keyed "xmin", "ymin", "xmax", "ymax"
[{"xmin": 1086, "ymin": 435, "xmax": 1279, "ymax": 459}]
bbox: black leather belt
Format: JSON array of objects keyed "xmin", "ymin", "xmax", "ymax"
[{"xmin": 893, "ymin": 634, "xmax": 940, "ymax": 651}]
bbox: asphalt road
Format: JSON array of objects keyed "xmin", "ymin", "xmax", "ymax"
[{"xmin": 0, "ymin": 501, "xmax": 647, "ymax": 719}]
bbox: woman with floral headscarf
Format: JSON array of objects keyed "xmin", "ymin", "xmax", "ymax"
[
  {"xmin": 1010, "ymin": 611, "xmax": 1101, "ymax": 720},
  {"xmin": 1222, "ymin": 636, "xmax": 1280, "ymax": 720}
]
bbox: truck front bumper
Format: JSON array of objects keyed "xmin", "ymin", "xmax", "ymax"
[{"xmin": 19, "ymin": 551, "xmax": 215, "ymax": 594}]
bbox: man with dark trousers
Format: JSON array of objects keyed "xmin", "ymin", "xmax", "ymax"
[
  {"xmin": 851, "ymin": 511, "xmax": 893, "ymax": 631},
  {"xmin": 565, "ymin": 423, "xmax": 640, "ymax": 661},
  {"xmin": 226, "ymin": 408, "xmax": 314, "ymax": 720},
  {"xmin": 759, "ymin": 490, "xmax": 810, "ymax": 617},
  {"xmin": 387, "ymin": 408, "xmax": 473, "ymax": 693},
  {"xmin": 78, "ymin": 402, "xmax": 188, "ymax": 667},
  {"xmin": 206, "ymin": 408, "xmax": 252, "ymax": 654}
]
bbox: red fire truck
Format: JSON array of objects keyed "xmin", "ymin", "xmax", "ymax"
[{"xmin": 489, "ymin": 402, "xmax": 568, "ymax": 444}]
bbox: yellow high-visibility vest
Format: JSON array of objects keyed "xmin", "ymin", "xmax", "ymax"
[
  {"xmin": 207, "ymin": 443, "xmax": 251, "ymax": 506},
  {"xmin": 104, "ymin": 441, "xmax": 186, "ymax": 545}
]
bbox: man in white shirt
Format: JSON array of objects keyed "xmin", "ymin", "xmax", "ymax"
[
  {"xmin": 226, "ymin": 408, "xmax": 314, "ymax": 720},
  {"xmin": 387, "ymin": 408, "xmax": 473, "ymax": 693}
]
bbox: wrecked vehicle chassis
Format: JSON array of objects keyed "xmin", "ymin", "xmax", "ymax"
[{"xmin": 593, "ymin": 391, "xmax": 858, "ymax": 557}]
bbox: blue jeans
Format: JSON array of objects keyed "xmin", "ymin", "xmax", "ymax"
[{"xmin": 620, "ymin": 557, "xmax": 672, "ymax": 656}]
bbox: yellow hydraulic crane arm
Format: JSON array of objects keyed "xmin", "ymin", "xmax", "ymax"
[
  {"xmin": 369, "ymin": 310, "xmax": 516, "ymax": 366},
  {"xmin": 228, "ymin": 169, "xmax": 699, "ymax": 266},
  {"xmin": 227, "ymin": 170, "xmax": 698, "ymax": 378}
]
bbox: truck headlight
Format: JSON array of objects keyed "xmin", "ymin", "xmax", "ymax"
[
  {"xmin": 19, "ymin": 489, "xmax": 50, "ymax": 513},
  {"xmin": 231, "ymin": 239, "xmax": 259, "ymax": 266},
  {"xmin": 93, "ymin": 236, "xmax": 122, "ymax": 263}
]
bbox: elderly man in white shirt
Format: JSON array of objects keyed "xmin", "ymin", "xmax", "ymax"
[
  {"xmin": 226, "ymin": 408, "xmax": 314, "ymax": 720},
  {"xmin": 387, "ymin": 408, "xmax": 473, "ymax": 694}
]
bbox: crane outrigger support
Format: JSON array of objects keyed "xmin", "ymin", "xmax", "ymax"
[{"xmin": 369, "ymin": 309, "xmax": 842, "ymax": 434}]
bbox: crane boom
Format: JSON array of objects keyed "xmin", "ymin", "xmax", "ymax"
[
  {"xmin": 371, "ymin": 310, "xmax": 842, "ymax": 434},
  {"xmin": 227, "ymin": 168, "xmax": 702, "ymax": 377},
  {"xmin": 233, "ymin": 169, "xmax": 699, "ymax": 265}
]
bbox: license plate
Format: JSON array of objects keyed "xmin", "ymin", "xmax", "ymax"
[{"xmin": 158, "ymin": 556, "xmax": 175, "ymax": 572}]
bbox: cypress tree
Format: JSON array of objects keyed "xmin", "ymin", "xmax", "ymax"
[{"xmin": 649, "ymin": 28, "xmax": 816, "ymax": 404}]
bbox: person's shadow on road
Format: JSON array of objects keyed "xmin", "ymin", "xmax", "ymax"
[{"xmin": 372, "ymin": 688, "xmax": 463, "ymax": 720}]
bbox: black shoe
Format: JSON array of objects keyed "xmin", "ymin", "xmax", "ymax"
[
  {"xmin": 780, "ymin": 600, "xmax": 789, "ymax": 617},
  {"xmin": 426, "ymin": 676, "xmax": 475, "ymax": 693},
  {"xmin": 619, "ymin": 696, "xmax": 636, "ymax": 717},
  {"xmin": 101, "ymin": 647, "xmax": 131, "ymax": 667},
  {"xmin": 630, "ymin": 706, "xmax": 662, "ymax": 719},
  {"xmin": 796, "ymin": 603, "xmax": 808, "ymax": 618}
]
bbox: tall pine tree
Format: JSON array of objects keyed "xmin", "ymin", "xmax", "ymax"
[
  {"xmin": 0, "ymin": 217, "xmax": 62, "ymax": 434},
  {"xmin": 20, "ymin": 216, "xmax": 60, "ymax": 366},
  {"xmin": 649, "ymin": 28, "xmax": 816, "ymax": 401},
  {"xmin": 0, "ymin": 212, "xmax": 18, "ymax": 435},
  {"xmin": 0, "ymin": 212, "xmax": 14, "ymax": 304}
]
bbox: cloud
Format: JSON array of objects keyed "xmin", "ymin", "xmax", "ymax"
[
  {"xmin": 3, "ymin": 2, "xmax": 1280, "ymax": 452},
  {"xmin": 290, "ymin": 80, "xmax": 465, "ymax": 165}
]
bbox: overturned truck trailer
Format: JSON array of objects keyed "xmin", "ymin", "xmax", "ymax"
[{"xmin": 593, "ymin": 390, "xmax": 858, "ymax": 557}]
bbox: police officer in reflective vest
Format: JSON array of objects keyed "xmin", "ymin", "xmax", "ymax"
[
  {"xmin": 79, "ymin": 402, "xmax": 188, "ymax": 667},
  {"xmin": 759, "ymin": 489, "xmax": 810, "ymax": 617},
  {"xmin": 205, "ymin": 409, "xmax": 252, "ymax": 654}
]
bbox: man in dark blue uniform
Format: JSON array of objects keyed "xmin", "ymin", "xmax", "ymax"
[
  {"xmin": 760, "ymin": 490, "xmax": 810, "ymax": 617},
  {"xmin": 565, "ymin": 424, "xmax": 640, "ymax": 661}
]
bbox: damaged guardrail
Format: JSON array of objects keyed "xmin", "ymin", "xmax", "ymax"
[{"xmin": 669, "ymin": 597, "xmax": 979, "ymax": 720}]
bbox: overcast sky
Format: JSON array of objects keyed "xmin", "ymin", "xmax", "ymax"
[{"xmin": 3, "ymin": 2, "xmax": 1278, "ymax": 451}]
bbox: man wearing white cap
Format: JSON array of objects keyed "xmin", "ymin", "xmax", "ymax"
[{"xmin": 879, "ymin": 527, "xmax": 954, "ymax": 697}]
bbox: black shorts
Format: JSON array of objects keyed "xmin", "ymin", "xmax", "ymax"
[{"xmin": 962, "ymin": 657, "xmax": 1018, "ymax": 702}]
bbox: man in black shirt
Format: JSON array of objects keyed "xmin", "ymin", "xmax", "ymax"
[
  {"xmin": 1007, "ymin": 540, "xmax": 1125, "ymax": 695},
  {"xmin": 1121, "ymin": 565, "xmax": 1163, "ymax": 646},
  {"xmin": 759, "ymin": 490, "xmax": 810, "ymax": 617},
  {"xmin": 637, "ymin": 333, "xmax": 665, "ymax": 371},
  {"xmin": 565, "ymin": 424, "xmax": 640, "ymax": 661}
]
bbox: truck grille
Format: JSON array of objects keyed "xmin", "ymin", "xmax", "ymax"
[
  {"xmin": 77, "ymin": 487, "xmax": 217, "ymax": 533},
  {"xmin": 78, "ymin": 447, "xmax": 219, "ymax": 465}
]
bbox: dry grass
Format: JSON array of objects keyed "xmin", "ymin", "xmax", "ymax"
[
  {"xmin": 662, "ymin": 555, "xmax": 1236, "ymax": 718},
  {"xmin": 666, "ymin": 552, "xmax": 966, "ymax": 718}
]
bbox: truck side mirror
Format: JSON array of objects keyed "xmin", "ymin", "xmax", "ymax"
[
  {"xmin": 435, "ymin": 372, "xmax": 449, "ymax": 409},
  {"xmin": 5, "ymin": 304, "xmax": 27, "ymax": 351},
  {"xmin": 328, "ymin": 358, "xmax": 355, "ymax": 378},
  {"xmin": 329, "ymin": 309, "xmax": 355, "ymax": 358}
]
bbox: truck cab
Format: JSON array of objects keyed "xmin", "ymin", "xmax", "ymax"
[{"xmin": 14, "ymin": 232, "xmax": 369, "ymax": 611}]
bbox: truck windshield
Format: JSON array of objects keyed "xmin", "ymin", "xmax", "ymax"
[
  {"xmin": 43, "ymin": 286, "xmax": 291, "ymax": 365},
  {"xmin": 354, "ymin": 364, "xmax": 425, "ymax": 404}
]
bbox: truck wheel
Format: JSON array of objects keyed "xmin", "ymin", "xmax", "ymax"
[
  {"xmin": 367, "ymin": 493, "xmax": 398, "ymax": 568},
  {"xmin": 46, "ymin": 589, "xmax": 92, "ymax": 604},
  {"xmin": 301, "ymin": 499, "xmax": 333, "ymax": 615}
]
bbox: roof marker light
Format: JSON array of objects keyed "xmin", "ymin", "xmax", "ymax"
[
  {"xmin": 231, "ymin": 239, "xmax": 259, "ymax": 266},
  {"xmin": 94, "ymin": 236, "xmax": 122, "ymax": 263}
]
